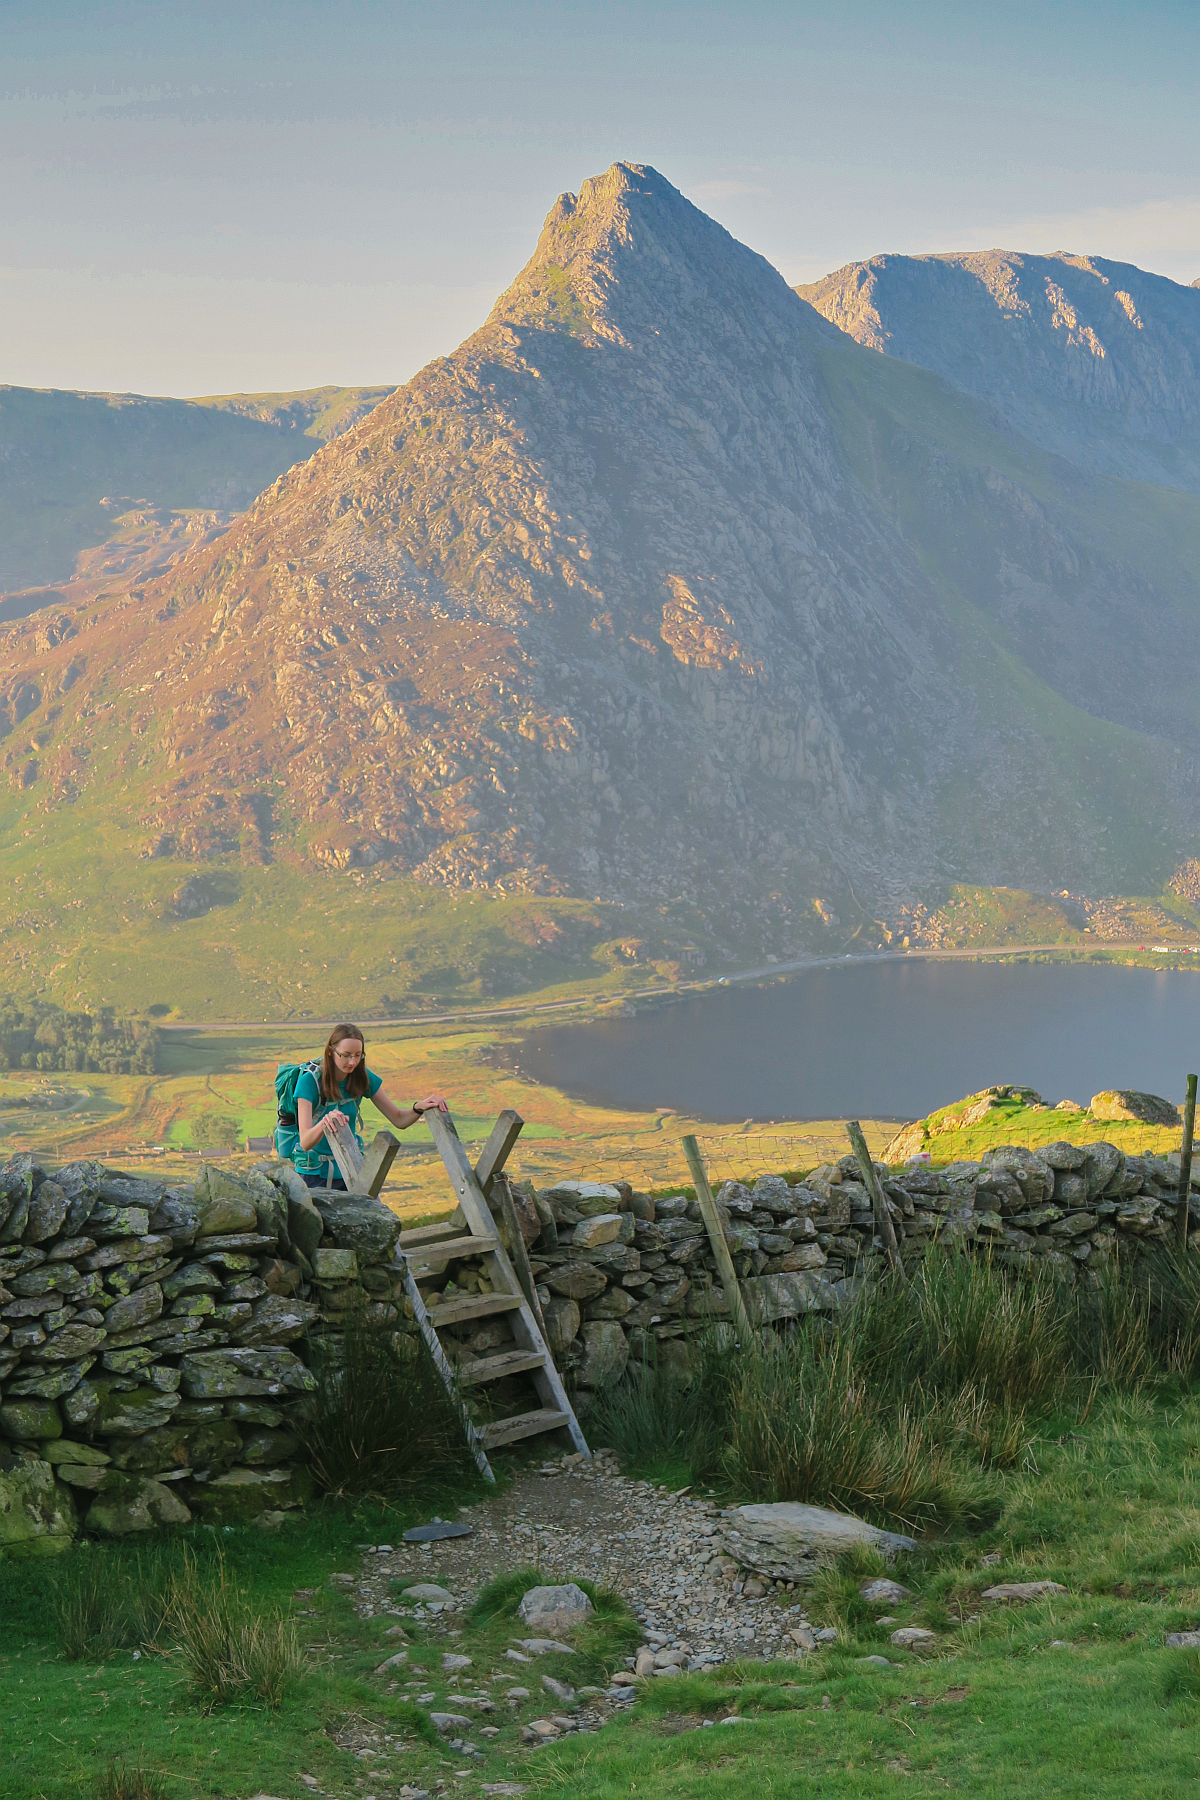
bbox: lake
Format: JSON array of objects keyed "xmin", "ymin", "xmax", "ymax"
[{"xmin": 511, "ymin": 959, "xmax": 1200, "ymax": 1121}]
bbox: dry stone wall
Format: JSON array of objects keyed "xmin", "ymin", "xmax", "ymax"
[
  {"xmin": 5, "ymin": 1135, "xmax": 1195, "ymax": 1556},
  {"xmin": 0, "ymin": 1153, "xmax": 409, "ymax": 1558},
  {"xmin": 499, "ymin": 1141, "xmax": 1200, "ymax": 1403}
]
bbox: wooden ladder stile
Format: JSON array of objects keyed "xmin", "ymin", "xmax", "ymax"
[
  {"xmin": 315, "ymin": 1117, "xmax": 497, "ymax": 1482},
  {"xmin": 420, "ymin": 1107, "xmax": 590, "ymax": 1459},
  {"xmin": 321, "ymin": 1105, "xmax": 589, "ymax": 1472}
]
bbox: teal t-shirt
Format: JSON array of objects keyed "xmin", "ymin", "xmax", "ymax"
[{"xmin": 284, "ymin": 1064, "xmax": 383, "ymax": 1179}]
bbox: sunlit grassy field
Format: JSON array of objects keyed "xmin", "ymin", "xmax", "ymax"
[{"xmin": 0, "ymin": 1016, "xmax": 897, "ymax": 1215}]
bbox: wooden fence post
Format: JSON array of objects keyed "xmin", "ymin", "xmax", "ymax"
[
  {"xmin": 682, "ymin": 1133, "xmax": 755, "ymax": 1342},
  {"xmin": 847, "ymin": 1120, "xmax": 907, "ymax": 1283},
  {"xmin": 1176, "ymin": 1073, "xmax": 1198, "ymax": 1251}
]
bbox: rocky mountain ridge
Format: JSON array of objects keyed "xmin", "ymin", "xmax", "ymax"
[
  {"xmin": 2, "ymin": 165, "xmax": 1200, "ymax": 989},
  {"xmin": 0, "ymin": 382, "xmax": 392, "ymax": 620},
  {"xmin": 798, "ymin": 250, "xmax": 1200, "ymax": 489}
]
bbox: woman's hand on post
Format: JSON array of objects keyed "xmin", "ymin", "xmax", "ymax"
[
  {"xmin": 417, "ymin": 1093, "xmax": 449, "ymax": 1115},
  {"xmin": 321, "ymin": 1108, "xmax": 350, "ymax": 1137}
]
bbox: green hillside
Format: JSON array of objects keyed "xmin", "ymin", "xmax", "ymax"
[
  {"xmin": 0, "ymin": 382, "xmax": 391, "ymax": 604},
  {"xmin": 813, "ymin": 334, "xmax": 1200, "ymax": 892}
]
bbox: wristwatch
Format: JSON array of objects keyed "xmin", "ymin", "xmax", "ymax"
[{"xmin": 411, "ymin": 1100, "xmax": 425, "ymax": 1116}]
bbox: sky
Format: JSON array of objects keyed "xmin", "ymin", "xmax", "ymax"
[{"xmin": 3, "ymin": 0, "xmax": 1198, "ymax": 398}]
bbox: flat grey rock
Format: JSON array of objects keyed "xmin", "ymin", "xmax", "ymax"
[
  {"xmin": 400, "ymin": 1583, "xmax": 455, "ymax": 1603},
  {"xmin": 722, "ymin": 1502, "xmax": 916, "ymax": 1583},
  {"xmin": 404, "ymin": 1519, "xmax": 472, "ymax": 1543},
  {"xmin": 1166, "ymin": 1630, "xmax": 1200, "ymax": 1648},
  {"xmin": 981, "ymin": 1581, "xmax": 1067, "ymax": 1602}
]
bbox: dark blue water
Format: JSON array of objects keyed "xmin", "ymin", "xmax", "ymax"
[{"xmin": 513, "ymin": 960, "xmax": 1200, "ymax": 1121}]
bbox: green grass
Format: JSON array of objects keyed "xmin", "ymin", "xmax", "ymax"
[
  {"xmin": 907, "ymin": 1091, "xmax": 1184, "ymax": 1163},
  {"xmin": 8, "ymin": 1377, "xmax": 1200, "ymax": 1795}
]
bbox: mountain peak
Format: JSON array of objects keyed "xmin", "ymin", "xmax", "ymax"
[{"xmin": 487, "ymin": 160, "xmax": 798, "ymax": 356}]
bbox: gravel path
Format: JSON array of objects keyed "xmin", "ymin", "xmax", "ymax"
[{"xmin": 348, "ymin": 1449, "xmax": 822, "ymax": 1674}]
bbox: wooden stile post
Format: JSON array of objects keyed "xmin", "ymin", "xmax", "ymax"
[
  {"xmin": 847, "ymin": 1120, "xmax": 907, "ymax": 1283},
  {"xmin": 682, "ymin": 1133, "xmax": 755, "ymax": 1342},
  {"xmin": 1176, "ymin": 1073, "xmax": 1198, "ymax": 1251}
]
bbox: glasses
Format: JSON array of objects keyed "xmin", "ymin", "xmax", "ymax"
[{"xmin": 333, "ymin": 1047, "xmax": 362, "ymax": 1062}]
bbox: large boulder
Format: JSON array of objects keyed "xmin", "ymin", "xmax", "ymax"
[
  {"xmin": 0, "ymin": 1453, "xmax": 76, "ymax": 1557},
  {"xmin": 517, "ymin": 1582, "xmax": 594, "ymax": 1637},
  {"xmin": 1091, "ymin": 1090, "xmax": 1181, "ymax": 1127},
  {"xmin": 312, "ymin": 1192, "xmax": 400, "ymax": 1265},
  {"xmin": 721, "ymin": 1502, "xmax": 916, "ymax": 1584}
]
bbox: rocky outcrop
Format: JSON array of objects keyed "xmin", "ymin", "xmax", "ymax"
[
  {"xmin": 0, "ymin": 1153, "xmax": 409, "ymax": 1554},
  {"xmin": 1090, "ymin": 1090, "xmax": 1181, "ymax": 1126}
]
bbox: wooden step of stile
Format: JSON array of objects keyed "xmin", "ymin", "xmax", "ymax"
[
  {"xmin": 455, "ymin": 1347, "xmax": 548, "ymax": 1387},
  {"xmin": 405, "ymin": 1233, "xmax": 498, "ymax": 1274},
  {"xmin": 425, "ymin": 1290, "xmax": 523, "ymax": 1329},
  {"xmin": 480, "ymin": 1407, "xmax": 571, "ymax": 1449},
  {"xmin": 397, "ymin": 1220, "xmax": 461, "ymax": 1248}
]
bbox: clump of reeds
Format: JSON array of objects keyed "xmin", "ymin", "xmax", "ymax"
[
  {"xmin": 596, "ymin": 1247, "xmax": 1081, "ymax": 1526},
  {"xmin": 95, "ymin": 1756, "xmax": 169, "ymax": 1800},
  {"xmin": 163, "ymin": 1546, "xmax": 303, "ymax": 1708},
  {"xmin": 304, "ymin": 1298, "xmax": 474, "ymax": 1500}
]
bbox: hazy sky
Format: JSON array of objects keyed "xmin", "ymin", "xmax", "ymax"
[{"xmin": 4, "ymin": 0, "xmax": 1198, "ymax": 397}]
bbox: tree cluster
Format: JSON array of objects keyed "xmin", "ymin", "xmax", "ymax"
[{"xmin": 0, "ymin": 997, "xmax": 159, "ymax": 1075}]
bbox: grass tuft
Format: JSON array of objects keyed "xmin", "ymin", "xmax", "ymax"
[
  {"xmin": 305, "ymin": 1299, "xmax": 475, "ymax": 1501},
  {"xmin": 95, "ymin": 1756, "xmax": 169, "ymax": 1800},
  {"xmin": 55, "ymin": 1557, "xmax": 129, "ymax": 1661},
  {"xmin": 164, "ymin": 1547, "xmax": 304, "ymax": 1708},
  {"xmin": 469, "ymin": 1566, "xmax": 548, "ymax": 1624}
]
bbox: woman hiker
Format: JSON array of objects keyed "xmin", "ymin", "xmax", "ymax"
[{"xmin": 284, "ymin": 1022, "xmax": 447, "ymax": 1190}]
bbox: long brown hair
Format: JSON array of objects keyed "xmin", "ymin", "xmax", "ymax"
[{"xmin": 320, "ymin": 1023, "xmax": 368, "ymax": 1102}]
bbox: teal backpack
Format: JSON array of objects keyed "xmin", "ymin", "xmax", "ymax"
[{"xmin": 274, "ymin": 1059, "xmax": 322, "ymax": 1158}]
